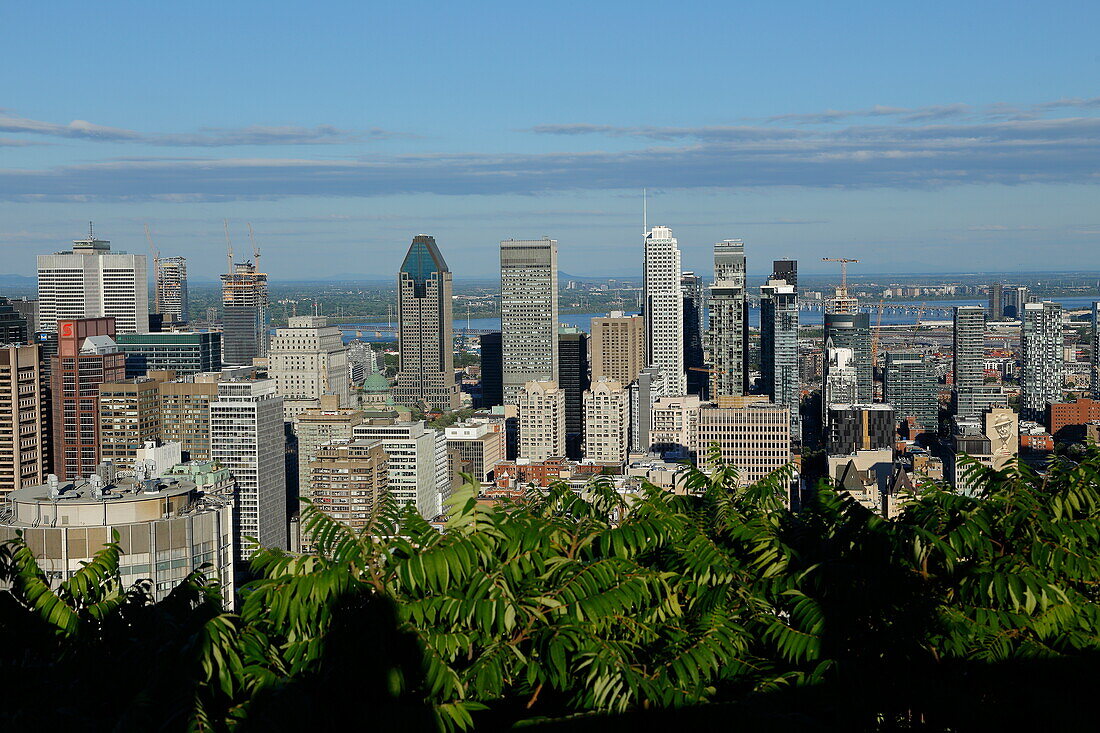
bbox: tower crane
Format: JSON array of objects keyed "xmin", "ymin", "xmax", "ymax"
[
  {"xmin": 247, "ymin": 222, "xmax": 261, "ymax": 267},
  {"xmin": 145, "ymin": 223, "xmax": 160, "ymax": 314},
  {"xmin": 822, "ymin": 257, "xmax": 860, "ymax": 294}
]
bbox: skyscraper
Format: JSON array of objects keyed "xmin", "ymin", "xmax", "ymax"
[
  {"xmin": 1021, "ymin": 301, "xmax": 1064, "ymax": 422},
  {"xmin": 37, "ymin": 227, "xmax": 149, "ymax": 334},
  {"xmin": 590, "ymin": 313, "xmax": 645, "ymax": 385},
  {"xmin": 352, "ymin": 419, "xmax": 449, "ymax": 519},
  {"xmin": 393, "ymin": 235, "xmax": 459, "ymax": 412},
  {"xmin": 270, "ymin": 315, "xmax": 352, "ymax": 419},
  {"xmin": 221, "ymin": 260, "xmax": 269, "ymax": 366},
  {"xmin": 952, "ymin": 305, "xmax": 1005, "ymax": 418},
  {"xmin": 478, "ymin": 332, "xmax": 503, "ymax": 407},
  {"xmin": 884, "ymin": 351, "xmax": 939, "ymax": 435},
  {"xmin": 823, "ymin": 312, "xmax": 872, "ymax": 404},
  {"xmin": 988, "ymin": 282, "xmax": 1004, "ymax": 322},
  {"xmin": 643, "ymin": 226, "xmax": 686, "ymax": 396},
  {"xmin": 50, "ymin": 318, "xmax": 126, "ymax": 480},
  {"xmin": 681, "ymin": 272, "xmax": 706, "ymax": 397},
  {"xmin": 1003, "ymin": 286, "xmax": 1030, "ymax": 320},
  {"xmin": 557, "ymin": 327, "xmax": 589, "ymax": 460},
  {"xmin": 501, "ymin": 238, "xmax": 558, "ymax": 405},
  {"xmin": 824, "ymin": 343, "xmax": 859, "ymax": 407},
  {"xmin": 98, "ymin": 376, "xmax": 166, "ymax": 470},
  {"xmin": 155, "ymin": 256, "xmax": 189, "ymax": 323},
  {"xmin": 760, "ymin": 275, "xmax": 800, "ymax": 440},
  {"xmin": 709, "ymin": 240, "xmax": 747, "ymax": 399},
  {"xmin": 210, "ymin": 378, "xmax": 288, "ymax": 558}
]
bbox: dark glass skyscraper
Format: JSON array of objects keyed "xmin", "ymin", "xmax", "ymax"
[
  {"xmin": 557, "ymin": 328, "xmax": 590, "ymax": 460},
  {"xmin": 479, "ymin": 332, "xmax": 503, "ymax": 408},
  {"xmin": 884, "ymin": 351, "xmax": 939, "ymax": 435},
  {"xmin": 0, "ymin": 297, "xmax": 29, "ymax": 343},
  {"xmin": 393, "ymin": 235, "xmax": 459, "ymax": 411},
  {"xmin": 681, "ymin": 272, "xmax": 706, "ymax": 397},
  {"xmin": 823, "ymin": 312, "xmax": 872, "ymax": 404}
]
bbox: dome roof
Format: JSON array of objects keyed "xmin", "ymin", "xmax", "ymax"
[{"xmin": 361, "ymin": 373, "xmax": 392, "ymax": 393}]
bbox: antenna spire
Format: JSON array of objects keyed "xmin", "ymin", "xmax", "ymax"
[
  {"xmin": 88, "ymin": 221, "xmax": 94, "ymax": 240},
  {"xmin": 642, "ymin": 188, "xmax": 647, "ymax": 235}
]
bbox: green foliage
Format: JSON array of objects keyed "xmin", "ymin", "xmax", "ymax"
[{"xmin": 2, "ymin": 450, "xmax": 1100, "ymax": 729}]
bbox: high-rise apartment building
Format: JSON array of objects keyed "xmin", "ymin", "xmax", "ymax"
[
  {"xmin": 629, "ymin": 365, "xmax": 666, "ymax": 453},
  {"xmin": 307, "ymin": 439, "xmax": 388, "ymax": 538},
  {"xmin": 294, "ymin": 396, "xmax": 364, "ymax": 510},
  {"xmin": 823, "ymin": 313, "xmax": 872, "ymax": 404},
  {"xmin": 693, "ymin": 401, "xmax": 791, "ymax": 485},
  {"xmin": 988, "ymin": 282, "xmax": 1004, "ymax": 321},
  {"xmin": 478, "ymin": 332, "xmax": 503, "ymax": 408},
  {"xmin": 220, "ymin": 260, "xmax": 269, "ymax": 366},
  {"xmin": 590, "ymin": 313, "xmax": 645, "ymax": 386},
  {"xmin": 159, "ymin": 374, "xmax": 221, "ymax": 461},
  {"xmin": 392, "ymin": 235, "xmax": 459, "ymax": 412},
  {"xmin": 583, "ymin": 377, "xmax": 628, "ymax": 464},
  {"xmin": 210, "ymin": 379, "xmax": 288, "ymax": 558},
  {"xmin": 37, "ymin": 228, "xmax": 149, "ymax": 334},
  {"xmin": 557, "ymin": 328, "xmax": 589, "ymax": 460},
  {"xmin": 116, "ymin": 332, "xmax": 222, "ymax": 377},
  {"xmin": 0, "ymin": 344, "xmax": 46, "ymax": 494},
  {"xmin": 1021, "ymin": 301, "xmax": 1064, "ymax": 422},
  {"xmin": 518, "ymin": 381, "xmax": 566, "ymax": 461},
  {"xmin": 270, "ymin": 316, "xmax": 351, "ymax": 419},
  {"xmin": 772, "ymin": 259, "xmax": 798, "ymax": 289},
  {"xmin": 643, "ymin": 226, "xmax": 686, "ymax": 396},
  {"xmin": 501, "ymin": 238, "xmax": 558, "ymax": 405},
  {"xmin": 98, "ymin": 377, "xmax": 167, "ymax": 469},
  {"xmin": 352, "ymin": 419, "xmax": 449, "ymax": 519},
  {"xmin": 952, "ymin": 306, "xmax": 1006, "ymax": 418},
  {"xmin": 681, "ymin": 272, "xmax": 706, "ymax": 397},
  {"xmin": 760, "ymin": 276, "xmax": 799, "ymax": 440},
  {"xmin": 51, "ymin": 318, "xmax": 126, "ymax": 481},
  {"xmin": 709, "ymin": 240, "xmax": 747, "ymax": 399},
  {"xmin": 884, "ymin": 351, "xmax": 939, "ymax": 435},
  {"xmin": 0, "ymin": 297, "xmax": 29, "ymax": 343},
  {"xmin": 1003, "ymin": 286, "xmax": 1030, "ymax": 320},
  {"xmin": 155, "ymin": 256, "xmax": 189, "ymax": 323}
]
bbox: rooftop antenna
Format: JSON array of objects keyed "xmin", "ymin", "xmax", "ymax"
[
  {"xmin": 88, "ymin": 221, "xmax": 95, "ymax": 240},
  {"xmin": 223, "ymin": 219, "xmax": 234, "ymax": 274},
  {"xmin": 247, "ymin": 223, "xmax": 260, "ymax": 268},
  {"xmin": 642, "ymin": 188, "xmax": 647, "ymax": 235}
]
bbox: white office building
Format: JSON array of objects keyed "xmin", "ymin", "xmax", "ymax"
[
  {"xmin": 210, "ymin": 379, "xmax": 288, "ymax": 560},
  {"xmin": 37, "ymin": 228, "xmax": 149, "ymax": 334},
  {"xmin": 353, "ymin": 420, "xmax": 449, "ymax": 520},
  {"xmin": 269, "ymin": 316, "xmax": 350, "ymax": 420},
  {"xmin": 501, "ymin": 238, "xmax": 559, "ymax": 405},
  {"xmin": 643, "ymin": 226, "xmax": 686, "ymax": 396}
]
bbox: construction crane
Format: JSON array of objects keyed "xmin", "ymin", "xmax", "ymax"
[
  {"xmin": 870, "ymin": 299, "xmax": 885, "ymax": 365},
  {"xmin": 145, "ymin": 224, "xmax": 160, "ymax": 314},
  {"xmin": 822, "ymin": 257, "xmax": 860, "ymax": 293},
  {"xmin": 247, "ymin": 222, "xmax": 261, "ymax": 268},
  {"xmin": 224, "ymin": 219, "xmax": 234, "ymax": 274},
  {"xmin": 915, "ymin": 302, "xmax": 926, "ymax": 327}
]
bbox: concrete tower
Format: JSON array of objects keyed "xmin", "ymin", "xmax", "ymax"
[{"xmin": 155, "ymin": 256, "xmax": 189, "ymax": 323}]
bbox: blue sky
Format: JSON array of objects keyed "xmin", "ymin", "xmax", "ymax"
[{"xmin": 1, "ymin": 0, "xmax": 1099, "ymax": 279}]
